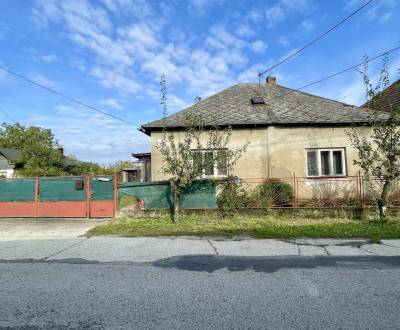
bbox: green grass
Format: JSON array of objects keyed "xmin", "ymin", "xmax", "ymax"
[{"xmin": 87, "ymin": 214, "xmax": 400, "ymax": 241}]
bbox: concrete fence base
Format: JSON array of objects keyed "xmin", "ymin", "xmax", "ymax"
[{"xmin": 116, "ymin": 207, "xmax": 400, "ymax": 219}]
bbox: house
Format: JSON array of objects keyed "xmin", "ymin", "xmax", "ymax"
[
  {"xmin": 0, "ymin": 148, "xmax": 22, "ymax": 178},
  {"xmin": 141, "ymin": 77, "xmax": 375, "ymax": 181},
  {"xmin": 363, "ymin": 78, "xmax": 400, "ymax": 112}
]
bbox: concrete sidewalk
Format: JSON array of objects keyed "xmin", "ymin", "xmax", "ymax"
[
  {"xmin": 0, "ymin": 218, "xmax": 109, "ymax": 238},
  {"xmin": 1, "ymin": 237, "xmax": 400, "ymax": 262}
]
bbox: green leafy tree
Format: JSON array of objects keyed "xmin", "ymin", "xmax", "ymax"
[
  {"xmin": 69, "ymin": 161, "xmax": 110, "ymax": 176},
  {"xmin": 157, "ymin": 75, "xmax": 248, "ymax": 222},
  {"xmin": 347, "ymin": 57, "xmax": 400, "ymax": 219},
  {"xmin": 0, "ymin": 123, "xmax": 66, "ymax": 176}
]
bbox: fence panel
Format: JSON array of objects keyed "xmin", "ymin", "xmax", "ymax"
[
  {"xmin": 37, "ymin": 177, "xmax": 87, "ymax": 218},
  {"xmin": 90, "ymin": 176, "xmax": 116, "ymax": 218},
  {"xmin": 0, "ymin": 178, "xmax": 36, "ymax": 217},
  {"xmin": 0, "ymin": 176, "xmax": 116, "ymax": 218},
  {"xmin": 39, "ymin": 177, "xmax": 86, "ymax": 201},
  {"xmin": 296, "ymin": 177, "xmax": 359, "ymax": 208},
  {"xmin": 0, "ymin": 178, "xmax": 35, "ymax": 202},
  {"xmin": 362, "ymin": 177, "xmax": 400, "ymax": 207},
  {"xmin": 90, "ymin": 176, "xmax": 114, "ymax": 200},
  {"xmin": 118, "ymin": 180, "xmax": 217, "ymax": 210}
]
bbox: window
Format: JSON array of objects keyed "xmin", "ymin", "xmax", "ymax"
[
  {"xmin": 192, "ymin": 149, "xmax": 228, "ymax": 177},
  {"xmin": 306, "ymin": 148, "xmax": 346, "ymax": 177}
]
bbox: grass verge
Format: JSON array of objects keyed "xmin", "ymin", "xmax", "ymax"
[{"xmin": 87, "ymin": 215, "xmax": 400, "ymax": 241}]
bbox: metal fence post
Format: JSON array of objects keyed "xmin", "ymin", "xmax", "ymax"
[
  {"xmin": 361, "ymin": 174, "xmax": 365, "ymax": 208},
  {"xmin": 34, "ymin": 177, "xmax": 39, "ymax": 218},
  {"xmin": 86, "ymin": 176, "xmax": 91, "ymax": 219},
  {"xmin": 114, "ymin": 174, "xmax": 118, "ymax": 216},
  {"xmin": 292, "ymin": 172, "xmax": 297, "ymax": 208}
]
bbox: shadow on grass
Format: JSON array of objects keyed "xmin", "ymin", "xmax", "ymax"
[{"xmin": 153, "ymin": 255, "xmax": 400, "ymax": 273}]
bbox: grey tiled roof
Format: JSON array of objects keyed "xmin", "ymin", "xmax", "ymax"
[
  {"xmin": 142, "ymin": 83, "xmax": 377, "ymax": 131},
  {"xmin": 0, "ymin": 148, "xmax": 22, "ymax": 161}
]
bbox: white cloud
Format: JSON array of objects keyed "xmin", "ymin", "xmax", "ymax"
[
  {"xmin": 280, "ymin": 0, "xmax": 311, "ymax": 12},
  {"xmin": 345, "ymin": 0, "xmax": 397, "ymax": 24},
  {"xmin": 31, "ymin": 1, "xmax": 251, "ymax": 107},
  {"xmin": 29, "ymin": 104, "xmax": 149, "ymax": 164},
  {"xmin": 236, "ymin": 24, "xmax": 255, "ymax": 37},
  {"xmin": 41, "ymin": 54, "xmax": 58, "ymax": 62},
  {"xmin": 265, "ymin": 5, "xmax": 285, "ymax": 27},
  {"xmin": 91, "ymin": 67, "xmax": 142, "ymax": 94},
  {"xmin": 99, "ymin": 98, "xmax": 124, "ymax": 110},
  {"xmin": 188, "ymin": 0, "xmax": 224, "ymax": 15},
  {"xmin": 101, "ymin": 0, "xmax": 152, "ymax": 17},
  {"xmin": 279, "ymin": 47, "xmax": 300, "ymax": 62},
  {"xmin": 277, "ymin": 35, "xmax": 289, "ymax": 47},
  {"xmin": 263, "ymin": 0, "xmax": 313, "ymax": 28},
  {"xmin": 301, "ymin": 19, "xmax": 314, "ymax": 33},
  {"xmin": 206, "ymin": 25, "xmax": 245, "ymax": 50},
  {"xmin": 251, "ymin": 40, "xmax": 267, "ymax": 54},
  {"xmin": 29, "ymin": 74, "xmax": 58, "ymax": 88}
]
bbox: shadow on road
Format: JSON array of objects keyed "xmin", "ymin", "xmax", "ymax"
[{"xmin": 153, "ymin": 255, "xmax": 400, "ymax": 273}]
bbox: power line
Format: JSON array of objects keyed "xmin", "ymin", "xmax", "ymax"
[
  {"xmin": 0, "ymin": 106, "xmax": 16, "ymax": 123},
  {"xmin": 296, "ymin": 46, "xmax": 400, "ymax": 90},
  {"xmin": 258, "ymin": 0, "xmax": 375, "ymax": 77},
  {"xmin": 0, "ymin": 65, "xmax": 140, "ymax": 128}
]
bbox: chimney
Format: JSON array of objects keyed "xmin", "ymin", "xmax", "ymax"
[{"xmin": 266, "ymin": 76, "xmax": 276, "ymax": 86}]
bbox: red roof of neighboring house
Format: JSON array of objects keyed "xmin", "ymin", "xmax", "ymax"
[{"xmin": 363, "ymin": 79, "xmax": 400, "ymax": 112}]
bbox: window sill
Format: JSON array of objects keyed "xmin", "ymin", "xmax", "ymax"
[
  {"xmin": 305, "ymin": 175, "xmax": 348, "ymax": 179},
  {"xmin": 201, "ymin": 175, "xmax": 228, "ymax": 179}
]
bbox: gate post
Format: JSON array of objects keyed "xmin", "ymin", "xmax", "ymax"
[
  {"xmin": 114, "ymin": 174, "xmax": 118, "ymax": 216},
  {"xmin": 34, "ymin": 177, "xmax": 39, "ymax": 218},
  {"xmin": 86, "ymin": 176, "xmax": 91, "ymax": 219}
]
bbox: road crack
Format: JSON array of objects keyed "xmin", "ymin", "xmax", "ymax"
[
  {"xmin": 207, "ymin": 240, "xmax": 219, "ymax": 256},
  {"xmin": 44, "ymin": 238, "xmax": 89, "ymax": 260}
]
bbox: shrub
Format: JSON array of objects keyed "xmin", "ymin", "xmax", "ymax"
[
  {"xmin": 254, "ymin": 180, "xmax": 293, "ymax": 208},
  {"xmin": 217, "ymin": 177, "xmax": 251, "ymax": 217}
]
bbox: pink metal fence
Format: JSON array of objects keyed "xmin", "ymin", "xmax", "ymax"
[{"xmin": 238, "ymin": 173, "xmax": 399, "ymax": 209}]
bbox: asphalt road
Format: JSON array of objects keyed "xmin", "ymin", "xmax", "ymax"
[{"xmin": 1, "ymin": 256, "xmax": 400, "ymax": 329}]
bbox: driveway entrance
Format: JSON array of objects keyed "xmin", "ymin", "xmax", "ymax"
[{"xmin": 0, "ymin": 218, "xmax": 110, "ymax": 238}]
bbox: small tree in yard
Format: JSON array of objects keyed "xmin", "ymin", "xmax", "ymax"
[
  {"xmin": 347, "ymin": 57, "xmax": 400, "ymax": 219},
  {"xmin": 157, "ymin": 75, "xmax": 248, "ymax": 222}
]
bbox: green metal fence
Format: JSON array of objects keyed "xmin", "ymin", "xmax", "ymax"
[
  {"xmin": 91, "ymin": 176, "xmax": 114, "ymax": 200},
  {"xmin": 118, "ymin": 180, "xmax": 217, "ymax": 209},
  {"xmin": 39, "ymin": 177, "xmax": 86, "ymax": 202},
  {"xmin": 0, "ymin": 178, "xmax": 35, "ymax": 202}
]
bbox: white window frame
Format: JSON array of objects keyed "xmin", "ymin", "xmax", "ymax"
[
  {"xmin": 192, "ymin": 149, "xmax": 228, "ymax": 178},
  {"xmin": 306, "ymin": 148, "xmax": 346, "ymax": 177}
]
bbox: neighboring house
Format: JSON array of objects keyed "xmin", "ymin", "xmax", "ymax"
[
  {"xmin": 132, "ymin": 153, "xmax": 152, "ymax": 182},
  {"xmin": 0, "ymin": 148, "xmax": 22, "ymax": 178},
  {"xmin": 363, "ymin": 78, "xmax": 400, "ymax": 112},
  {"xmin": 141, "ymin": 77, "xmax": 376, "ymax": 181},
  {"xmin": 118, "ymin": 168, "xmax": 141, "ymax": 183}
]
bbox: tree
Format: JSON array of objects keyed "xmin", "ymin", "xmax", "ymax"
[
  {"xmin": 68, "ymin": 160, "xmax": 110, "ymax": 176},
  {"xmin": 0, "ymin": 123, "xmax": 66, "ymax": 176},
  {"xmin": 346, "ymin": 57, "xmax": 400, "ymax": 219},
  {"xmin": 156, "ymin": 75, "xmax": 249, "ymax": 222}
]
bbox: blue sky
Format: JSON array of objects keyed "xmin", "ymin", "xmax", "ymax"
[{"xmin": 0, "ymin": 0, "xmax": 399, "ymax": 164}]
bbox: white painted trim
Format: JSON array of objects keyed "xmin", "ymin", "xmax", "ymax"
[{"xmin": 306, "ymin": 148, "xmax": 346, "ymax": 177}]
